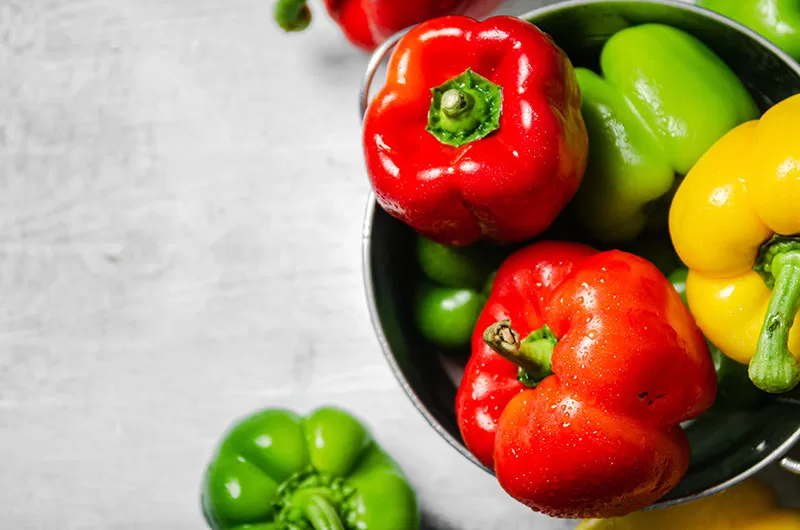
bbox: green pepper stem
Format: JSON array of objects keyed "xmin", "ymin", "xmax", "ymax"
[
  {"xmin": 274, "ymin": 0, "xmax": 311, "ymax": 32},
  {"xmin": 440, "ymin": 89, "xmax": 475, "ymax": 119},
  {"xmin": 750, "ymin": 251, "xmax": 800, "ymax": 393},
  {"xmin": 294, "ymin": 489, "xmax": 345, "ymax": 530},
  {"xmin": 426, "ymin": 69, "xmax": 502, "ymax": 147},
  {"xmin": 484, "ymin": 320, "xmax": 557, "ymax": 387}
]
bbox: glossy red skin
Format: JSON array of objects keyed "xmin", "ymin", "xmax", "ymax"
[
  {"xmin": 455, "ymin": 242, "xmax": 718, "ymax": 518},
  {"xmin": 323, "ymin": 0, "xmax": 502, "ymax": 51},
  {"xmin": 362, "ymin": 16, "xmax": 588, "ymax": 246}
]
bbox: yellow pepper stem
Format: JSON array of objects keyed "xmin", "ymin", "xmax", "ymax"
[{"xmin": 750, "ymin": 250, "xmax": 800, "ymax": 393}]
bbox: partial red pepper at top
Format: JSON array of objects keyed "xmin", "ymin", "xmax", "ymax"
[
  {"xmin": 456, "ymin": 241, "xmax": 717, "ymax": 518},
  {"xmin": 274, "ymin": 0, "xmax": 502, "ymax": 51},
  {"xmin": 362, "ymin": 16, "xmax": 588, "ymax": 246}
]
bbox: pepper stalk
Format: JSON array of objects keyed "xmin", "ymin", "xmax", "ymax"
[
  {"xmin": 291, "ymin": 489, "xmax": 346, "ymax": 530},
  {"xmin": 274, "ymin": 468, "xmax": 354, "ymax": 530},
  {"xmin": 750, "ymin": 236, "xmax": 800, "ymax": 393},
  {"xmin": 484, "ymin": 320, "xmax": 557, "ymax": 387},
  {"xmin": 426, "ymin": 69, "xmax": 503, "ymax": 148}
]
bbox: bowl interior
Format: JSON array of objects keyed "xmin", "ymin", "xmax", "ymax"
[{"xmin": 364, "ymin": 0, "xmax": 800, "ymax": 508}]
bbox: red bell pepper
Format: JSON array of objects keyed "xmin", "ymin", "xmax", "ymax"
[
  {"xmin": 455, "ymin": 241, "xmax": 717, "ymax": 518},
  {"xmin": 273, "ymin": 0, "xmax": 502, "ymax": 51},
  {"xmin": 362, "ymin": 16, "xmax": 589, "ymax": 246}
]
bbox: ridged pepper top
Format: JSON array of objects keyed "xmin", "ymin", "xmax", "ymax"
[
  {"xmin": 202, "ymin": 407, "xmax": 419, "ymax": 530},
  {"xmin": 363, "ymin": 16, "xmax": 588, "ymax": 246}
]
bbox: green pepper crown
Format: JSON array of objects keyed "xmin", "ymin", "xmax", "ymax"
[
  {"xmin": 754, "ymin": 235, "xmax": 800, "ymax": 289},
  {"xmin": 484, "ymin": 320, "xmax": 557, "ymax": 387},
  {"xmin": 426, "ymin": 69, "xmax": 503, "ymax": 147},
  {"xmin": 750, "ymin": 235, "xmax": 800, "ymax": 393},
  {"xmin": 273, "ymin": 468, "xmax": 356, "ymax": 530}
]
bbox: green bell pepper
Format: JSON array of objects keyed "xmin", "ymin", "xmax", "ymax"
[
  {"xmin": 573, "ymin": 24, "xmax": 758, "ymax": 243},
  {"xmin": 416, "ymin": 236, "xmax": 494, "ymax": 291},
  {"xmin": 669, "ymin": 269, "xmax": 765, "ymax": 410},
  {"xmin": 698, "ymin": 0, "xmax": 800, "ymax": 61},
  {"xmin": 413, "ymin": 236, "xmax": 497, "ymax": 350},
  {"xmin": 202, "ymin": 407, "xmax": 420, "ymax": 530},
  {"xmin": 414, "ymin": 283, "xmax": 486, "ymax": 349}
]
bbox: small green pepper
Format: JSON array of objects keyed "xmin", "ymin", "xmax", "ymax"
[
  {"xmin": 416, "ymin": 236, "xmax": 494, "ymax": 290},
  {"xmin": 669, "ymin": 269, "xmax": 765, "ymax": 410},
  {"xmin": 413, "ymin": 236, "xmax": 497, "ymax": 350},
  {"xmin": 202, "ymin": 407, "xmax": 420, "ymax": 530},
  {"xmin": 573, "ymin": 24, "xmax": 758, "ymax": 243},
  {"xmin": 698, "ymin": 0, "xmax": 800, "ymax": 61},
  {"xmin": 414, "ymin": 283, "xmax": 485, "ymax": 349}
]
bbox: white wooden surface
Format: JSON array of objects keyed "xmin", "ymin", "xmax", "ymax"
[{"xmin": 0, "ymin": 0, "xmax": 795, "ymax": 528}]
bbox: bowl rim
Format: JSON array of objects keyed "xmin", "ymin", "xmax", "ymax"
[{"xmin": 361, "ymin": 0, "xmax": 800, "ymax": 511}]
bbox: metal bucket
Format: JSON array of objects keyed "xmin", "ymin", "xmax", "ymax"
[{"xmin": 361, "ymin": 0, "xmax": 800, "ymax": 509}]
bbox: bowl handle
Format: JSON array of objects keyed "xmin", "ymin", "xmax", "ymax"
[
  {"xmin": 359, "ymin": 27, "xmax": 414, "ymax": 120},
  {"xmin": 780, "ymin": 457, "xmax": 800, "ymax": 475}
]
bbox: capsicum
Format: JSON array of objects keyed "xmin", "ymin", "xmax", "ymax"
[
  {"xmin": 363, "ymin": 16, "xmax": 589, "ymax": 246},
  {"xmin": 669, "ymin": 268, "xmax": 765, "ymax": 410},
  {"xmin": 578, "ymin": 477, "xmax": 800, "ymax": 530},
  {"xmin": 669, "ymin": 93, "xmax": 800, "ymax": 394},
  {"xmin": 202, "ymin": 406, "xmax": 419, "ymax": 529},
  {"xmin": 573, "ymin": 24, "xmax": 758, "ymax": 243},
  {"xmin": 273, "ymin": 0, "xmax": 501, "ymax": 51},
  {"xmin": 697, "ymin": 0, "xmax": 800, "ymax": 61},
  {"xmin": 414, "ymin": 284, "xmax": 486, "ymax": 350},
  {"xmin": 413, "ymin": 236, "xmax": 496, "ymax": 350},
  {"xmin": 455, "ymin": 241, "xmax": 717, "ymax": 518}
]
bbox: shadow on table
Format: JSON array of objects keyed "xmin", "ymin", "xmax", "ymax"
[{"xmin": 421, "ymin": 511, "xmax": 460, "ymax": 530}]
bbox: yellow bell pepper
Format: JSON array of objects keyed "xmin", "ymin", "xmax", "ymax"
[
  {"xmin": 742, "ymin": 512, "xmax": 800, "ymax": 530},
  {"xmin": 669, "ymin": 93, "xmax": 800, "ymax": 393},
  {"xmin": 577, "ymin": 478, "xmax": 800, "ymax": 530}
]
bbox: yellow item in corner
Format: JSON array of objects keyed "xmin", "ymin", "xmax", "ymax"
[
  {"xmin": 576, "ymin": 478, "xmax": 796, "ymax": 530},
  {"xmin": 741, "ymin": 511, "xmax": 800, "ymax": 530}
]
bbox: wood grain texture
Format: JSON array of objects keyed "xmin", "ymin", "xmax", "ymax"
[{"xmin": 0, "ymin": 0, "xmax": 795, "ymax": 528}]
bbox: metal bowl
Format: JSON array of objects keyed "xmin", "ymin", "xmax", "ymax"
[{"xmin": 361, "ymin": 0, "xmax": 800, "ymax": 509}]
